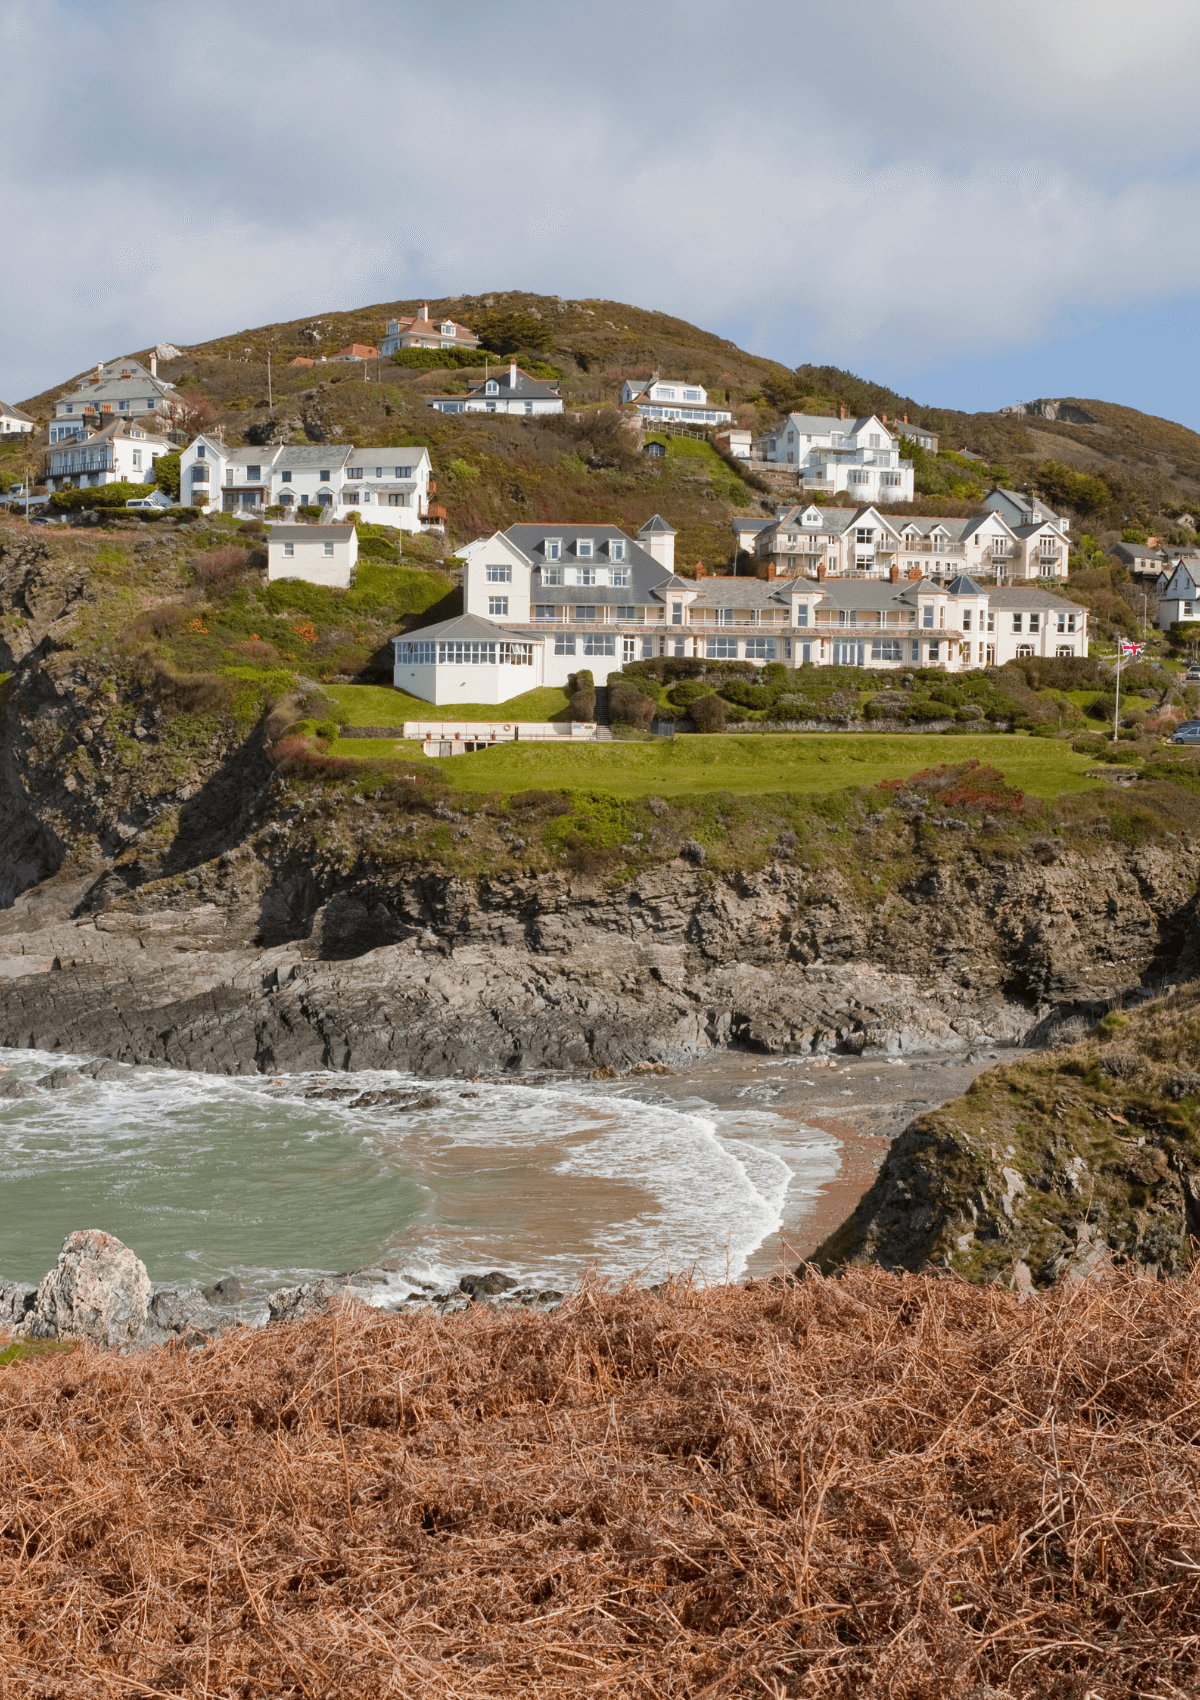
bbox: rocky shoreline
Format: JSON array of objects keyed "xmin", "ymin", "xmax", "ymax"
[{"xmin": 2, "ymin": 1229, "xmax": 562, "ymax": 1354}]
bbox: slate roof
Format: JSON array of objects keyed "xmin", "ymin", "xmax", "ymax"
[
  {"xmin": 396, "ymin": 613, "xmax": 522, "ymax": 645},
  {"xmin": 777, "ymin": 412, "xmax": 884, "ymax": 439},
  {"xmin": 0, "ymin": 400, "xmax": 34, "ymax": 424},
  {"xmin": 690, "ymin": 580, "xmax": 790, "ymax": 610},
  {"xmin": 986, "ymin": 587, "xmax": 1081, "ymax": 610},
  {"xmin": 984, "ymin": 487, "xmax": 1063, "ymax": 527},
  {"xmin": 466, "ymin": 366, "xmax": 561, "ymax": 400},
  {"xmin": 271, "ymin": 447, "xmax": 353, "ymax": 473},
  {"xmin": 639, "ymin": 513, "xmax": 676, "ymax": 535},
  {"xmin": 943, "ymin": 574, "xmax": 986, "ymax": 595},
  {"xmin": 267, "ymin": 524, "xmax": 355, "ymax": 541}
]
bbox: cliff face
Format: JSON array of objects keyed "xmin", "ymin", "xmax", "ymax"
[{"xmin": 808, "ymin": 986, "xmax": 1200, "ymax": 1288}]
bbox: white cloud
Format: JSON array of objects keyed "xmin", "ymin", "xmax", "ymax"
[{"xmin": 2, "ymin": 0, "xmax": 1199, "ymax": 406}]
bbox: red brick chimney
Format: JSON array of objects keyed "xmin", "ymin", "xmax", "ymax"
[
  {"xmin": 817, "ymin": 561, "xmax": 826, "ymax": 579},
  {"xmin": 889, "ymin": 564, "xmax": 900, "ymax": 582},
  {"xmin": 838, "ymin": 404, "xmax": 846, "ymax": 420},
  {"xmin": 907, "ymin": 566, "xmax": 922, "ymax": 580},
  {"xmin": 693, "ymin": 559, "xmax": 706, "ymax": 578}
]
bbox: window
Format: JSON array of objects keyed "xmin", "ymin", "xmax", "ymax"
[
  {"xmin": 642, "ymin": 637, "xmax": 655, "ymax": 659},
  {"xmin": 856, "ymin": 528, "xmax": 873, "ymax": 544},
  {"xmin": 386, "ymin": 493, "xmax": 408, "ymax": 506},
  {"xmin": 871, "ymin": 638, "xmax": 904, "ymax": 661},
  {"xmin": 488, "ymin": 596, "xmax": 509, "ymax": 617},
  {"xmin": 545, "ymin": 538, "xmax": 561, "ymax": 561},
  {"xmin": 928, "ymin": 641, "xmax": 940, "ymax": 660},
  {"xmin": 195, "ymin": 443, "xmax": 204, "ymax": 458},
  {"xmin": 850, "ymin": 471, "xmax": 869, "ymax": 485},
  {"xmin": 283, "ymin": 542, "xmax": 294, "ymax": 558},
  {"xmin": 399, "ymin": 641, "xmax": 435, "ymax": 664},
  {"xmin": 1012, "ymin": 613, "xmax": 1024, "ymax": 633},
  {"xmin": 745, "ymin": 638, "xmax": 777, "ymax": 660},
  {"xmin": 583, "ymin": 634, "xmax": 616, "ymax": 656},
  {"xmin": 500, "ymin": 643, "xmax": 533, "ymax": 665},
  {"xmin": 577, "ymin": 539, "xmax": 593, "ymax": 559},
  {"xmin": 707, "ymin": 636, "xmax": 739, "ymax": 659},
  {"xmin": 575, "ymin": 568, "xmax": 597, "ymax": 585},
  {"xmin": 610, "ymin": 540, "xmax": 625, "ymax": 561},
  {"xmin": 281, "ymin": 470, "xmax": 292, "ymax": 483},
  {"xmin": 533, "ymin": 605, "xmax": 556, "ymax": 620},
  {"xmin": 616, "ymin": 605, "xmax": 637, "ymax": 620},
  {"xmin": 713, "ymin": 607, "xmax": 734, "ymax": 625},
  {"xmin": 795, "ymin": 604, "xmax": 809, "ymax": 627},
  {"xmin": 574, "ymin": 605, "xmax": 597, "ymax": 621},
  {"xmin": 319, "ymin": 470, "xmax": 330, "ymax": 481},
  {"xmin": 962, "ymin": 610, "xmax": 972, "ymax": 631},
  {"xmin": 673, "ymin": 638, "xmax": 686, "ymax": 657},
  {"xmin": 65, "ymin": 404, "xmax": 73, "ymax": 415},
  {"xmin": 1016, "ymin": 643, "xmax": 1034, "ymax": 658},
  {"xmin": 684, "ymin": 389, "xmax": 701, "ymax": 401},
  {"xmin": 554, "ymin": 634, "xmax": 576, "ymax": 655},
  {"xmin": 911, "ymin": 639, "xmax": 920, "ymax": 661},
  {"xmin": 323, "ymin": 543, "xmax": 334, "ymax": 557},
  {"xmin": 395, "ymin": 466, "xmax": 412, "ymax": 478},
  {"xmin": 922, "ymin": 605, "xmax": 934, "ymax": 628},
  {"xmin": 610, "ymin": 569, "xmax": 630, "ymax": 587},
  {"xmin": 190, "ymin": 464, "xmax": 209, "ymax": 482},
  {"xmin": 279, "ymin": 492, "xmax": 293, "ymax": 506},
  {"xmin": 987, "ymin": 611, "xmax": 995, "ymax": 632},
  {"xmin": 119, "ymin": 398, "xmax": 129, "ymax": 411},
  {"xmin": 485, "ymin": 564, "xmax": 512, "ymax": 582},
  {"xmin": 343, "ymin": 490, "xmax": 359, "ymax": 503},
  {"xmin": 671, "ymin": 602, "xmax": 683, "ymax": 626},
  {"xmin": 1029, "ymin": 613, "xmax": 1040, "ymax": 633},
  {"xmin": 855, "ymin": 554, "xmax": 872, "ymax": 571},
  {"xmin": 348, "ymin": 467, "xmax": 363, "ymax": 480},
  {"xmin": 437, "ymin": 640, "xmax": 497, "ymax": 664},
  {"xmin": 623, "ymin": 636, "xmax": 637, "ymax": 662},
  {"xmin": 375, "ymin": 467, "xmax": 382, "ymax": 478},
  {"xmin": 132, "ymin": 450, "xmax": 142, "ymax": 469},
  {"xmin": 486, "ymin": 381, "xmax": 498, "ymax": 395},
  {"xmin": 246, "ymin": 465, "xmax": 260, "ymax": 481},
  {"xmin": 881, "ymin": 472, "xmax": 900, "ymax": 487},
  {"xmin": 1056, "ymin": 644, "xmax": 1074, "ymax": 656},
  {"xmin": 541, "ymin": 568, "xmax": 561, "ymax": 585},
  {"xmin": 869, "ymin": 433, "xmax": 881, "ymax": 448}
]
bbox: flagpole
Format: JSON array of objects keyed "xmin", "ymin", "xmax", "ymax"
[{"xmin": 1113, "ymin": 640, "xmax": 1122, "ymax": 743}]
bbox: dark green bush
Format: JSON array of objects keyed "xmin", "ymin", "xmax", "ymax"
[
  {"xmin": 608, "ymin": 679, "xmax": 655, "ymax": 729},
  {"xmin": 668, "ymin": 679, "xmax": 710, "ymax": 710},
  {"xmin": 690, "ymin": 693, "xmax": 728, "ymax": 733}
]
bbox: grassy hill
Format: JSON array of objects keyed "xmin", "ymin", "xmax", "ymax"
[{"xmin": 12, "ymin": 291, "xmax": 1200, "ymax": 567}]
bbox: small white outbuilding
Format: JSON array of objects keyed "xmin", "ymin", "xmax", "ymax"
[{"xmin": 267, "ymin": 522, "xmax": 359, "ymax": 589}]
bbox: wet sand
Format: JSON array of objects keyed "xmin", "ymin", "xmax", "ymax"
[{"xmin": 593, "ymin": 1045, "xmax": 1011, "ymax": 1280}]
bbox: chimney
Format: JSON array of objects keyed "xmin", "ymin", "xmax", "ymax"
[
  {"xmin": 889, "ymin": 564, "xmax": 900, "ymax": 582},
  {"xmin": 881, "ymin": 412, "xmax": 887, "ymax": 423},
  {"xmin": 422, "ymin": 302, "xmax": 428, "ymax": 321},
  {"xmin": 96, "ymin": 363, "xmax": 102, "ymax": 379},
  {"xmin": 150, "ymin": 354, "xmax": 157, "ymax": 377},
  {"xmin": 693, "ymin": 559, "xmax": 706, "ymax": 579},
  {"xmin": 817, "ymin": 561, "xmax": 826, "ymax": 579},
  {"xmin": 509, "ymin": 359, "xmax": 517, "ymax": 387},
  {"xmin": 838, "ymin": 404, "xmax": 846, "ymax": 420},
  {"xmin": 902, "ymin": 413, "xmax": 909, "ymax": 424}
]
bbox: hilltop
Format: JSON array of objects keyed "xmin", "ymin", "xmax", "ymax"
[{"xmin": 13, "ymin": 291, "xmax": 1200, "ymax": 565}]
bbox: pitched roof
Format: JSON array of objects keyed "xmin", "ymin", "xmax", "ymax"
[
  {"xmin": 397, "ymin": 613, "xmax": 520, "ymax": 644},
  {"xmin": 271, "ymin": 447, "xmax": 354, "ymax": 472},
  {"xmin": 689, "ymin": 579, "xmax": 789, "ymax": 609},
  {"xmin": 986, "ymin": 587, "xmax": 1081, "ymax": 609},
  {"xmin": 638, "ymin": 513, "xmax": 676, "ymax": 535},
  {"xmin": 0, "ymin": 400, "xmax": 34, "ymax": 424},
  {"xmin": 779, "ymin": 412, "xmax": 887, "ymax": 439},
  {"xmin": 267, "ymin": 524, "xmax": 356, "ymax": 541},
  {"xmin": 464, "ymin": 365, "xmax": 561, "ymax": 400},
  {"xmin": 943, "ymin": 574, "xmax": 986, "ymax": 595}
]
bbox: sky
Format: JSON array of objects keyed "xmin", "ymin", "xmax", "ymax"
[{"xmin": 2, "ymin": 0, "xmax": 1199, "ymax": 425}]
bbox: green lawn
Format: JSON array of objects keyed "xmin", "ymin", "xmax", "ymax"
[
  {"xmin": 321, "ymin": 682, "xmax": 572, "ymax": 726},
  {"xmin": 327, "ymin": 731, "xmax": 1109, "ymax": 801}
]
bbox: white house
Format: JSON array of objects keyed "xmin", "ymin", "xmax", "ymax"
[
  {"xmin": 981, "ymin": 486, "xmax": 1068, "ymax": 532},
  {"xmin": 267, "ymin": 522, "xmax": 358, "ymax": 590},
  {"xmin": 622, "ymin": 377, "xmax": 733, "ymax": 429},
  {"xmin": 50, "ymin": 357, "xmax": 175, "ymax": 443},
  {"xmin": 381, "ymin": 305, "xmax": 480, "ymax": 356},
  {"xmin": 758, "ymin": 414, "xmax": 915, "ymax": 503},
  {"xmin": 1158, "ymin": 561, "xmax": 1200, "ymax": 631},
  {"xmin": 178, "ymin": 436, "xmax": 435, "ymax": 531},
  {"xmin": 425, "ymin": 361, "xmax": 563, "ymax": 416},
  {"xmin": 43, "ymin": 418, "xmax": 172, "ymax": 491},
  {"xmin": 738, "ymin": 502, "xmax": 1066, "ymax": 583},
  {"xmin": 0, "ymin": 400, "xmax": 34, "ymax": 435},
  {"xmin": 713, "ymin": 428, "xmax": 752, "ymax": 459},
  {"xmin": 391, "ymin": 515, "xmax": 1089, "ymax": 705}
]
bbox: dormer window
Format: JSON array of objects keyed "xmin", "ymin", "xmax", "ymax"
[
  {"xmin": 577, "ymin": 539, "xmax": 593, "ymax": 559},
  {"xmin": 546, "ymin": 538, "xmax": 561, "ymax": 561},
  {"xmin": 441, "ymin": 322, "xmax": 454, "ymax": 335},
  {"xmin": 486, "ymin": 381, "xmax": 498, "ymax": 395},
  {"xmin": 610, "ymin": 539, "xmax": 625, "ymax": 561}
]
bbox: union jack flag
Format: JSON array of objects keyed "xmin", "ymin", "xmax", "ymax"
[{"xmin": 1119, "ymin": 639, "xmax": 1145, "ymax": 657}]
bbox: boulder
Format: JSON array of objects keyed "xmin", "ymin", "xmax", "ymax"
[
  {"xmin": 40, "ymin": 1068, "xmax": 87, "ymax": 1091},
  {"xmin": 202, "ymin": 1275, "xmax": 246, "ymax": 1306},
  {"xmin": 0, "ymin": 1282, "xmax": 36, "ymax": 1327},
  {"xmin": 459, "ymin": 1271, "xmax": 517, "ymax": 1299},
  {"xmin": 0, "ymin": 1077, "xmax": 39, "ymax": 1099},
  {"xmin": 24, "ymin": 1230, "xmax": 151, "ymax": 1347}
]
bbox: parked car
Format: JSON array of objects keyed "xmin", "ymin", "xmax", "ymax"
[
  {"xmin": 1171, "ymin": 724, "xmax": 1200, "ymax": 744},
  {"xmin": 126, "ymin": 492, "xmax": 173, "ymax": 511},
  {"xmin": 1185, "ymin": 666, "xmax": 1200, "ymax": 682}
]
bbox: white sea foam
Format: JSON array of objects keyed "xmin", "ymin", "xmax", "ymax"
[{"xmin": 0, "ymin": 1051, "xmax": 839, "ymax": 1293}]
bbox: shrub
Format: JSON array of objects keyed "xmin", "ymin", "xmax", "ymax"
[
  {"xmin": 1035, "ymin": 461, "xmax": 1113, "ymax": 517},
  {"xmin": 690, "ymin": 693, "xmax": 727, "ymax": 733},
  {"xmin": 390, "ymin": 348, "xmax": 484, "ymax": 370},
  {"xmin": 668, "ymin": 680, "xmax": 711, "ymax": 709},
  {"xmin": 608, "ymin": 679, "xmax": 655, "ymax": 729},
  {"xmin": 153, "ymin": 451, "xmax": 181, "ymax": 500},
  {"xmin": 315, "ymin": 719, "xmax": 339, "ymax": 742},
  {"xmin": 472, "ymin": 310, "xmax": 553, "ymax": 355},
  {"xmin": 719, "ymin": 680, "xmax": 774, "ymax": 710},
  {"xmin": 191, "ymin": 545, "xmax": 256, "ymax": 598},
  {"xmin": 48, "ymin": 481, "xmax": 159, "ymax": 512},
  {"xmin": 567, "ymin": 669, "xmax": 595, "ymax": 721}
]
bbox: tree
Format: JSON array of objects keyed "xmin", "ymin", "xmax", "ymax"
[
  {"xmin": 153, "ymin": 451, "xmax": 181, "ymax": 499},
  {"xmin": 1034, "ymin": 461, "xmax": 1112, "ymax": 518},
  {"xmin": 146, "ymin": 394, "xmax": 219, "ymax": 438},
  {"xmin": 472, "ymin": 310, "xmax": 553, "ymax": 355}
]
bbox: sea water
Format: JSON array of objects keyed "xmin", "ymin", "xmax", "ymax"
[{"xmin": 0, "ymin": 1050, "xmax": 819, "ymax": 1294}]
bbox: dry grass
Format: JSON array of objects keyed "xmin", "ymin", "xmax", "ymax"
[{"xmin": 3, "ymin": 1270, "xmax": 1200, "ymax": 1698}]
